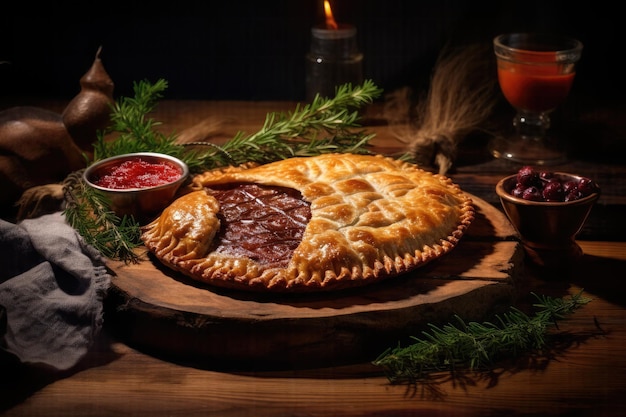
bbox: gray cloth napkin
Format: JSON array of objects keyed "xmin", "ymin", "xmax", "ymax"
[{"xmin": 0, "ymin": 212, "xmax": 110, "ymax": 370}]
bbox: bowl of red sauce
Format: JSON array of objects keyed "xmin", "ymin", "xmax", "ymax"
[{"xmin": 83, "ymin": 152, "xmax": 189, "ymax": 222}]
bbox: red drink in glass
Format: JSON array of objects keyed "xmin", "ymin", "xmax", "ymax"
[
  {"xmin": 489, "ymin": 33, "xmax": 583, "ymax": 165},
  {"xmin": 497, "ymin": 60, "xmax": 575, "ymax": 113}
]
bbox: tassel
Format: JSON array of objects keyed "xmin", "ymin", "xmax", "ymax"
[{"xmin": 385, "ymin": 43, "xmax": 498, "ymax": 175}]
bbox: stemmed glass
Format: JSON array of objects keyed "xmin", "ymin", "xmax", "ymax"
[{"xmin": 489, "ymin": 33, "xmax": 583, "ymax": 165}]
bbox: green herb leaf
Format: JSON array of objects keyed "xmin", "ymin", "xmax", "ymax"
[
  {"xmin": 92, "ymin": 79, "xmax": 186, "ymax": 161},
  {"xmin": 372, "ymin": 290, "xmax": 592, "ymax": 384},
  {"xmin": 63, "ymin": 171, "xmax": 142, "ymax": 263},
  {"xmin": 179, "ymin": 80, "xmax": 384, "ymax": 170}
]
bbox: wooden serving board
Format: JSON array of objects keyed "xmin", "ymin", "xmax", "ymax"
[{"xmin": 104, "ymin": 195, "xmax": 524, "ymax": 370}]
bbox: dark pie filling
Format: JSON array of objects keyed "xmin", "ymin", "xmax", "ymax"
[{"xmin": 207, "ymin": 183, "xmax": 311, "ymax": 268}]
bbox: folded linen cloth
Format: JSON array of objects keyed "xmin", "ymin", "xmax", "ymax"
[{"xmin": 0, "ymin": 212, "xmax": 110, "ymax": 371}]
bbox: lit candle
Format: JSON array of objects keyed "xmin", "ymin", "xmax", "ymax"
[
  {"xmin": 305, "ymin": 0, "xmax": 363, "ymax": 102},
  {"xmin": 324, "ymin": 0, "xmax": 338, "ymax": 29}
]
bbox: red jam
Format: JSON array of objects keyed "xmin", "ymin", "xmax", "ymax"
[{"xmin": 93, "ymin": 158, "xmax": 182, "ymax": 189}]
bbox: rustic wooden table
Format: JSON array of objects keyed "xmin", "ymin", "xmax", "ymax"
[{"xmin": 2, "ymin": 100, "xmax": 625, "ymax": 417}]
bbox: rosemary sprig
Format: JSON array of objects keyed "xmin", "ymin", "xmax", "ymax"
[
  {"xmin": 177, "ymin": 80, "xmax": 383, "ymax": 170},
  {"xmin": 92, "ymin": 79, "xmax": 187, "ymax": 161},
  {"xmin": 65, "ymin": 79, "xmax": 382, "ymax": 262},
  {"xmin": 93, "ymin": 79, "xmax": 382, "ymax": 171},
  {"xmin": 372, "ymin": 290, "xmax": 591, "ymax": 384},
  {"xmin": 63, "ymin": 171, "xmax": 142, "ymax": 263}
]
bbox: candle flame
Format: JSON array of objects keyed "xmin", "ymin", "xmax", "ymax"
[{"xmin": 324, "ymin": 0, "xmax": 338, "ymax": 30}]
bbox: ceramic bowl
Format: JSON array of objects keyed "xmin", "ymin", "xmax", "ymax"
[
  {"xmin": 83, "ymin": 152, "xmax": 189, "ymax": 223},
  {"xmin": 495, "ymin": 172, "xmax": 600, "ymax": 268}
]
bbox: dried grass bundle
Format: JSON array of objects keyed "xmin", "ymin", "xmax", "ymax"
[
  {"xmin": 384, "ymin": 43, "xmax": 498, "ymax": 174},
  {"xmin": 15, "ymin": 184, "xmax": 65, "ymax": 221}
]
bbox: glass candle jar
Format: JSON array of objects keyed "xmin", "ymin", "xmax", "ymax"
[{"xmin": 305, "ymin": 24, "xmax": 364, "ymax": 102}]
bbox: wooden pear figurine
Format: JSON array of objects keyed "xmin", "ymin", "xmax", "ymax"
[
  {"xmin": 62, "ymin": 46, "xmax": 115, "ymax": 156},
  {"xmin": 0, "ymin": 47, "xmax": 115, "ymax": 219}
]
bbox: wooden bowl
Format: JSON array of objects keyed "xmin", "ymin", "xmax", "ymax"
[{"xmin": 495, "ymin": 172, "xmax": 600, "ymax": 268}]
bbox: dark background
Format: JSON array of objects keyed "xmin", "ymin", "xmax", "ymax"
[{"xmin": 0, "ymin": 0, "xmax": 621, "ymax": 103}]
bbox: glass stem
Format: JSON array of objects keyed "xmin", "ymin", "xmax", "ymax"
[{"xmin": 513, "ymin": 111, "xmax": 550, "ymax": 140}]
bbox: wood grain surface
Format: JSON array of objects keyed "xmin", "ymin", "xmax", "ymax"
[
  {"xmin": 5, "ymin": 239, "xmax": 626, "ymax": 417},
  {"xmin": 104, "ymin": 195, "xmax": 523, "ymax": 369}
]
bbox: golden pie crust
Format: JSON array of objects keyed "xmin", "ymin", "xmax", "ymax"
[{"xmin": 141, "ymin": 153, "xmax": 474, "ymax": 292}]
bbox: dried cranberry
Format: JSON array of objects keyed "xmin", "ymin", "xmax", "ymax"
[
  {"xmin": 511, "ymin": 183, "xmax": 526, "ymax": 198},
  {"xmin": 562, "ymin": 180, "xmax": 578, "ymax": 194},
  {"xmin": 577, "ymin": 177, "xmax": 598, "ymax": 196},
  {"xmin": 539, "ymin": 171, "xmax": 555, "ymax": 181},
  {"xmin": 565, "ymin": 190, "xmax": 584, "ymax": 202},
  {"xmin": 517, "ymin": 166, "xmax": 539, "ymax": 187},
  {"xmin": 542, "ymin": 180, "xmax": 564, "ymax": 202},
  {"xmin": 522, "ymin": 186, "xmax": 543, "ymax": 201}
]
